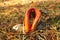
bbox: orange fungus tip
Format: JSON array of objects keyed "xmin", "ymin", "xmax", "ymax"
[{"xmin": 24, "ymin": 8, "xmax": 41, "ymax": 33}]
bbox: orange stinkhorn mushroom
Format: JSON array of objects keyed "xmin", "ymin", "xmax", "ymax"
[{"xmin": 24, "ymin": 8, "xmax": 41, "ymax": 33}]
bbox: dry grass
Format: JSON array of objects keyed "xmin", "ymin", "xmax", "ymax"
[{"xmin": 0, "ymin": 1, "xmax": 60, "ymax": 40}]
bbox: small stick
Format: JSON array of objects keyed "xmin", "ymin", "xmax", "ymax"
[{"xmin": 23, "ymin": 24, "xmax": 25, "ymax": 40}]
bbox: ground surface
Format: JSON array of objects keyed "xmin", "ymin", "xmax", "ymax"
[{"xmin": 0, "ymin": 0, "xmax": 60, "ymax": 40}]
